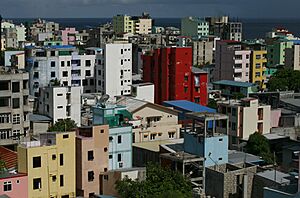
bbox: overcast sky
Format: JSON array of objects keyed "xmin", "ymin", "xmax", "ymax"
[{"xmin": 1, "ymin": 0, "xmax": 300, "ymax": 18}]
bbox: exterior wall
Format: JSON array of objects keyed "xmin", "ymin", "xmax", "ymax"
[
  {"xmin": 11, "ymin": 53, "xmax": 25, "ymax": 69},
  {"xmin": 143, "ymin": 47, "xmax": 207, "ymax": 105},
  {"xmin": 76, "ymin": 125, "xmax": 109, "ymax": 197},
  {"xmin": 192, "ymin": 40, "xmax": 214, "ymax": 66},
  {"xmin": 270, "ymin": 109, "xmax": 281, "ymax": 128},
  {"xmin": 285, "ymin": 45, "xmax": 300, "ymax": 71},
  {"xmin": 136, "ymin": 19, "xmax": 152, "ymax": 35},
  {"xmin": 4, "ymin": 51, "xmax": 24, "ymax": 67},
  {"xmin": 96, "ymin": 43, "xmax": 132, "ymax": 99},
  {"xmin": 264, "ymin": 188, "xmax": 295, "ymax": 198},
  {"xmin": 26, "ymin": 47, "xmax": 96, "ymax": 97},
  {"xmin": 234, "ymin": 50, "xmax": 251, "ymax": 82},
  {"xmin": 0, "ymin": 70, "xmax": 32, "ymax": 145},
  {"xmin": 184, "ymin": 133, "xmax": 228, "ymax": 167},
  {"xmin": 61, "ymin": 28, "xmax": 78, "ymax": 45},
  {"xmin": 267, "ymin": 40, "xmax": 293, "ymax": 68},
  {"xmin": 39, "ymin": 86, "xmax": 81, "ymax": 125},
  {"xmin": 32, "ymin": 122, "xmax": 50, "ymax": 135},
  {"xmin": 181, "ymin": 17, "xmax": 209, "ymax": 38},
  {"xmin": 227, "ymin": 22, "xmax": 243, "ymax": 41},
  {"xmin": 132, "ymin": 84, "xmax": 155, "ymax": 103},
  {"xmin": 250, "ymin": 50, "xmax": 267, "ymax": 88},
  {"xmin": 17, "ymin": 132, "xmax": 76, "ymax": 198},
  {"xmin": 108, "ymin": 126, "xmax": 132, "ymax": 170},
  {"xmin": 0, "ymin": 174, "xmax": 28, "ymax": 198},
  {"xmin": 131, "ymin": 105, "xmax": 181, "ymax": 143}
]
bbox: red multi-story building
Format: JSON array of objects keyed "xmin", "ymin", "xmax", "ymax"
[{"xmin": 143, "ymin": 47, "xmax": 208, "ymax": 105}]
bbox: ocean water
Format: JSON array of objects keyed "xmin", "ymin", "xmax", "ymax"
[{"xmin": 8, "ymin": 18, "xmax": 300, "ymax": 39}]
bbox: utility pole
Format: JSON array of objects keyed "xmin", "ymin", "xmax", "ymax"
[{"xmin": 0, "ymin": 15, "xmax": 2, "ymax": 52}]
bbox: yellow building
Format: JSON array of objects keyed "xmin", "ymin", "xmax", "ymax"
[
  {"xmin": 113, "ymin": 13, "xmax": 152, "ymax": 35},
  {"xmin": 250, "ymin": 50, "xmax": 267, "ymax": 89},
  {"xmin": 18, "ymin": 132, "xmax": 76, "ymax": 198}
]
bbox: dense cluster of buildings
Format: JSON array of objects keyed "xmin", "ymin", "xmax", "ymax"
[{"xmin": 1, "ymin": 13, "xmax": 300, "ymax": 198}]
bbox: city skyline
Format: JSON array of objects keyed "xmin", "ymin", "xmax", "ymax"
[{"xmin": 1, "ymin": 0, "xmax": 300, "ymax": 18}]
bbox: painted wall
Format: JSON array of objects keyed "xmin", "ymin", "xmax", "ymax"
[{"xmin": 0, "ymin": 174, "xmax": 28, "ymax": 198}]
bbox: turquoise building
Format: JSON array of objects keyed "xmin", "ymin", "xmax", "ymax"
[{"xmin": 93, "ymin": 104, "xmax": 133, "ymax": 170}]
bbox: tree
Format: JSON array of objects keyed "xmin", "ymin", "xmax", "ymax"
[
  {"xmin": 207, "ymin": 99, "xmax": 217, "ymax": 109},
  {"xmin": 48, "ymin": 118, "xmax": 77, "ymax": 132},
  {"xmin": 0, "ymin": 159, "xmax": 6, "ymax": 172},
  {"xmin": 116, "ymin": 163, "xmax": 193, "ymax": 198},
  {"xmin": 268, "ymin": 69, "xmax": 300, "ymax": 92},
  {"xmin": 246, "ymin": 132, "xmax": 274, "ymax": 164}
]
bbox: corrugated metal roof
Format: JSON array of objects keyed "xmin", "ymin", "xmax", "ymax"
[
  {"xmin": 29, "ymin": 114, "xmax": 52, "ymax": 122},
  {"xmin": 163, "ymin": 100, "xmax": 216, "ymax": 113},
  {"xmin": 213, "ymin": 80, "xmax": 255, "ymax": 88},
  {"xmin": 0, "ymin": 146, "xmax": 17, "ymax": 170}
]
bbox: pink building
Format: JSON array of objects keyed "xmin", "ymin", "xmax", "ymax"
[
  {"xmin": 61, "ymin": 27, "xmax": 78, "ymax": 45},
  {"xmin": 0, "ymin": 172, "xmax": 28, "ymax": 198},
  {"xmin": 76, "ymin": 125, "xmax": 109, "ymax": 197},
  {"xmin": 271, "ymin": 109, "xmax": 282, "ymax": 128}
]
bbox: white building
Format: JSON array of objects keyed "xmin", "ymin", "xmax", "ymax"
[
  {"xmin": 131, "ymin": 83, "xmax": 154, "ymax": 103},
  {"xmin": 38, "ymin": 86, "xmax": 81, "ymax": 125},
  {"xmin": 26, "ymin": 46, "xmax": 99, "ymax": 97},
  {"xmin": 96, "ymin": 43, "xmax": 132, "ymax": 100},
  {"xmin": 234, "ymin": 50, "xmax": 251, "ymax": 82}
]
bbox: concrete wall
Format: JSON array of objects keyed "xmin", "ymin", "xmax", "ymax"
[{"xmin": 0, "ymin": 174, "xmax": 28, "ymax": 198}]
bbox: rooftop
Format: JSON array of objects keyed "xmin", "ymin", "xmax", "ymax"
[
  {"xmin": 160, "ymin": 152, "xmax": 204, "ymax": 162},
  {"xmin": 131, "ymin": 82, "xmax": 154, "ymax": 87},
  {"xmin": 228, "ymin": 150, "xmax": 263, "ymax": 164},
  {"xmin": 281, "ymin": 98, "xmax": 300, "ymax": 108},
  {"xmin": 213, "ymin": 80, "xmax": 256, "ymax": 88},
  {"xmin": 191, "ymin": 67, "xmax": 208, "ymax": 74},
  {"xmin": 257, "ymin": 170, "xmax": 290, "ymax": 184},
  {"xmin": 29, "ymin": 114, "xmax": 52, "ymax": 122},
  {"xmin": 185, "ymin": 112, "xmax": 228, "ymax": 121},
  {"xmin": 0, "ymin": 171, "xmax": 27, "ymax": 180},
  {"xmin": 163, "ymin": 100, "xmax": 216, "ymax": 113},
  {"xmin": 0, "ymin": 66, "xmax": 27, "ymax": 75},
  {"xmin": 133, "ymin": 139, "xmax": 184, "ymax": 152},
  {"xmin": 0, "ymin": 146, "xmax": 17, "ymax": 170}
]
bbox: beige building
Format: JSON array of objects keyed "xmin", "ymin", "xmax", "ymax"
[
  {"xmin": 285, "ymin": 44, "xmax": 300, "ymax": 70},
  {"xmin": 11, "ymin": 52, "xmax": 25, "ymax": 69},
  {"xmin": 191, "ymin": 40, "xmax": 214, "ymax": 66},
  {"xmin": 116, "ymin": 97, "xmax": 181, "ymax": 143},
  {"xmin": 0, "ymin": 67, "xmax": 33, "ymax": 145},
  {"xmin": 135, "ymin": 18, "xmax": 152, "ymax": 35},
  {"xmin": 217, "ymin": 98, "xmax": 271, "ymax": 146},
  {"xmin": 76, "ymin": 125, "xmax": 109, "ymax": 197},
  {"xmin": 18, "ymin": 131, "xmax": 76, "ymax": 198}
]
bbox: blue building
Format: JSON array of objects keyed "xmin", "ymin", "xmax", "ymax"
[
  {"xmin": 183, "ymin": 112, "xmax": 229, "ymax": 167},
  {"xmin": 93, "ymin": 104, "xmax": 133, "ymax": 170}
]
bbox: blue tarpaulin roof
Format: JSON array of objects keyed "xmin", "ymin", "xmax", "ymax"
[{"xmin": 163, "ymin": 100, "xmax": 216, "ymax": 113}]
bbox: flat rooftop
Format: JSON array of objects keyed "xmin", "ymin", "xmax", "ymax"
[
  {"xmin": 228, "ymin": 150, "xmax": 263, "ymax": 164},
  {"xmin": 160, "ymin": 152, "xmax": 204, "ymax": 162},
  {"xmin": 213, "ymin": 80, "xmax": 256, "ymax": 88},
  {"xmin": 281, "ymin": 98, "xmax": 300, "ymax": 108},
  {"xmin": 257, "ymin": 170, "xmax": 290, "ymax": 184},
  {"xmin": 163, "ymin": 100, "xmax": 216, "ymax": 113},
  {"xmin": 185, "ymin": 112, "xmax": 228, "ymax": 121},
  {"xmin": 133, "ymin": 139, "xmax": 184, "ymax": 152}
]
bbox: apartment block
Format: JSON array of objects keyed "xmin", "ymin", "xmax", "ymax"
[
  {"xmin": 0, "ymin": 67, "xmax": 32, "ymax": 145},
  {"xmin": 25, "ymin": 45, "xmax": 98, "ymax": 97},
  {"xmin": 18, "ymin": 131, "xmax": 76, "ymax": 198},
  {"xmin": 76, "ymin": 125, "xmax": 109, "ymax": 197},
  {"xmin": 285, "ymin": 44, "xmax": 300, "ymax": 71},
  {"xmin": 93, "ymin": 104, "xmax": 133, "ymax": 170},
  {"xmin": 217, "ymin": 98, "xmax": 271, "ymax": 146},
  {"xmin": 181, "ymin": 17, "xmax": 209, "ymax": 38},
  {"xmin": 95, "ymin": 43, "xmax": 132, "ymax": 99},
  {"xmin": 38, "ymin": 86, "xmax": 81, "ymax": 125},
  {"xmin": 224, "ymin": 22, "xmax": 243, "ymax": 41},
  {"xmin": 116, "ymin": 97, "xmax": 181, "ymax": 143},
  {"xmin": 143, "ymin": 47, "xmax": 208, "ymax": 105},
  {"xmin": 28, "ymin": 19, "xmax": 59, "ymax": 41},
  {"xmin": 191, "ymin": 40, "xmax": 214, "ymax": 66},
  {"xmin": 113, "ymin": 13, "xmax": 152, "ymax": 35},
  {"xmin": 250, "ymin": 50, "xmax": 267, "ymax": 89},
  {"xmin": 214, "ymin": 40, "xmax": 251, "ymax": 82}
]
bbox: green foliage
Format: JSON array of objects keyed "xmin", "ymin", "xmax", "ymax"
[
  {"xmin": 233, "ymin": 92, "xmax": 245, "ymax": 100},
  {"xmin": 0, "ymin": 51, "xmax": 4, "ymax": 66},
  {"xmin": 268, "ymin": 69, "xmax": 300, "ymax": 92},
  {"xmin": 116, "ymin": 163, "xmax": 193, "ymax": 198},
  {"xmin": 246, "ymin": 132, "xmax": 274, "ymax": 164},
  {"xmin": 48, "ymin": 118, "xmax": 77, "ymax": 132},
  {"xmin": 0, "ymin": 159, "xmax": 6, "ymax": 172},
  {"xmin": 207, "ymin": 99, "xmax": 217, "ymax": 109},
  {"xmin": 50, "ymin": 78, "xmax": 60, "ymax": 86}
]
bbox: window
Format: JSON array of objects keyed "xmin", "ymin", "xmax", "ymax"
[
  {"xmin": 118, "ymin": 154, "xmax": 122, "ymax": 162},
  {"xmin": 184, "ymin": 87, "xmax": 188, "ymax": 93},
  {"xmin": 109, "ymin": 136, "xmax": 113, "ymax": 141},
  {"xmin": 88, "ymin": 171, "xmax": 94, "ymax": 182},
  {"xmin": 61, "ymin": 61, "xmax": 65, "ymax": 67},
  {"xmin": 51, "ymin": 72, "xmax": 56, "ymax": 78},
  {"xmin": 85, "ymin": 60, "xmax": 91, "ymax": 67},
  {"xmin": 118, "ymin": 135, "xmax": 122, "ymax": 144},
  {"xmin": 231, "ymin": 122, "xmax": 237, "ymax": 131},
  {"xmin": 33, "ymin": 178, "xmax": 41, "ymax": 190},
  {"xmin": 0, "ymin": 130, "xmax": 10, "ymax": 140},
  {"xmin": 218, "ymin": 157, "xmax": 223, "ymax": 160},
  {"xmin": 12, "ymin": 82, "xmax": 20, "ymax": 93},
  {"xmin": 52, "ymin": 154, "xmax": 56, "ymax": 160},
  {"xmin": 121, "ymin": 49, "xmax": 123, "ymax": 54},
  {"xmin": 184, "ymin": 76, "xmax": 188, "ymax": 81},
  {"xmin": 89, "ymin": 79, "xmax": 94, "ymax": 86},
  {"xmin": 101, "ymin": 129, "xmax": 104, "ymax": 133},
  {"xmin": 12, "ymin": 114, "xmax": 20, "ymax": 124},
  {"xmin": 194, "ymin": 98, "xmax": 200, "ymax": 103},
  {"xmin": 104, "ymin": 175, "xmax": 108, "ymax": 180},
  {"xmin": 82, "ymin": 79, "xmax": 88, "ymax": 86},
  {"xmin": 0, "ymin": 114, "xmax": 10, "ymax": 124},
  {"xmin": 12, "ymin": 98, "xmax": 20, "ymax": 109},
  {"xmin": 33, "ymin": 156, "xmax": 41, "ymax": 168},
  {"xmin": 85, "ymin": 70, "xmax": 91, "ymax": 77},
  {"xmin": 104, "ymin": 147, "xmax": 108, "ymax": 152},
  {"xmin": 109, "ymin": 155, "xmax": 112, "ymax": 159},
  {"xmin": 232, "ymin": 108, "xmax": 237, "ymax": 116},
  {"xmin": 60, "ymin": 175, "xmax": 64, "ymax": 187},
  {"xmin": 60, "ymin": 154, "xmax": 64, "ymax": 166},
  {"xmin": 121, "ymin": 59, "xmax": 123, "ymax": 65},
  {"xmin": 67, "ymin": 61, "xmax": 71, "ymax": 66},
  {"xmin": 51, "ymin": 51, "xmax": 55, "ymax": 56},
  {"xmin": 12, "ymin": 130, "xmax": 20, "ymax": 140},
  {"xmin": 51, "ymin": 61, "xmax": 56, "ymax": 67},
  {"xmin": 150, "ymin": 133, "xmax": 156, "ymax": 140},
  {"xmin": 57, "ymin": 106, "xmax": 63, "ymax": 109},
  {"xmin": 52, "ymin": 175, "xmax": 57, "ymax": 182},
  {"xmin": 62, "ymin": 71, "xmax": 68, "ymax": 77},
  {"xmin": 34, "ymin": 72, "xmax": 39, "ymax": 78},
  {"xmin": 255, "ymin": 72, "xmax": 261, "ymax": 77},
  {"xmin": 168, "ymin": 132, "xmax": 175, "ymax": 139},
  {"xmin": 88, "ymin": 151, "xmax": 94, "ymax": 161},
  {"xmin": 34, "ymin": 61, "xmax": 39, "ymax": 67},
  {"xmin": 63, "ymin": 134, "xmax": 69, "ymax": 139},
  {"xmin": 3, "ymin": 181, "xmax": 12, "ymax": 191}
]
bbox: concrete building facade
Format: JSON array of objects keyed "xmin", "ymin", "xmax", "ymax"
[
  {"xmin": 250, "ymin": 50, "xmax": 267, "ymax": 89},
  {"xmin": 191, "ymin": 40, "xmax": 214, "ymax": 66},
  {"xmin": 181, "ymin": 17, "xmax": 209, "ymax": 38},
  {"xmin": 18, "ymin": 132, "xmax": 76, "ymax": 198},
  {"xmin": 38, "ymin": 86, "xmax": 81, "ymax": 125},
  {"xmin": 0, "ymin": 172, "xmax": 28, "ymax": 198},
  {"xmin": 95, "ymin": 43, "xmax": 132, "ymax": 99},
  {"xmin": 0, "ymin": 67, "xmax": 32, "ymax": 145},
  {"xmin": 285, "ymin": 44, "xmax": 300, "ymax": 70}
]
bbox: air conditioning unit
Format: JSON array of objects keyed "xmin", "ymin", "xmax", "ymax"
[{"xmin": 119, "ymin": 162, "xmax": 123, "ymax": 168}]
